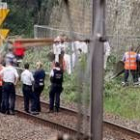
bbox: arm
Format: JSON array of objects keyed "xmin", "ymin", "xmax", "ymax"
[
  {"xmin": 14, "ymin": 71, "xmax": 19, "ymax": 86},
  {"xmin": 122, "ymin": 54, "xmax": 126, "ymax": 62},
  {"xmin": 136, "ymin": 54, "xmax": 139, "ymax": 61},
  {"xmin": 30, "ymin": 72, "xmax": 34, "ymax": 85},
  {"xmin": 50, "ymin": 70, "xmax": 54, "ymax": 83}
]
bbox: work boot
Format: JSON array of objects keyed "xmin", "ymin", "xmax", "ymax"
[
  {"xmin": 133, "ymin": 81, "xmax": 139, "ymax": 86},
  {"xmin": 31, "ymin": 111, "xmax": 39, "ymax": 115},
  {"xmin": 122, "ymin": 82, "xmax": 128, "ymax": 86},
  {"xmin": 10, "ymin": 110, "xmax": 15, "ymax": 115}
]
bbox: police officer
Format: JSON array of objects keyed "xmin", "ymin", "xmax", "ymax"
[
  {"xmin": 33, "ymin": 62, "xmax": 45, "ymax": 113},
  {"xmin": 21, "ymin": 63, "xmax": 34, "ymax": 114},
  {"xmin": 0, "ymin": 60, "xmax": 19, "ymax": 115},
  {"xmin": 49, "ymin": 62, "xmax": 63, "ymax": 112}
]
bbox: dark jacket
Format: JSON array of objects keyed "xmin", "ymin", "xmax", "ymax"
[{"xmin": 34, "ymin": 69, "xmax": 45, "ymax": 87}]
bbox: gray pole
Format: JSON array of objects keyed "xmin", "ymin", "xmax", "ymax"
[{"xmin": 90, "ymin": 0, "xmax": 105, "ymax": 140}]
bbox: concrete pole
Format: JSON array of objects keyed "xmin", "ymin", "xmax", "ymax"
[{"xmin": 90, "ymin": 0, "xmax": 105, "ymax": 140}]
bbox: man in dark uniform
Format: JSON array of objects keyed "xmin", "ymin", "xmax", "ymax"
[{"xmin": 49, "ymin": 62, "xmax": 63, "ymax": 112}]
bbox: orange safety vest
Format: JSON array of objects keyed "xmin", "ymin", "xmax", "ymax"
[
  {"xmin": 124, "ymin": 51, "xmax": 137, "ymax": 70},
  {"xmin": 0, "ymin": 65, "xmax": 3, "ymax": 86}
]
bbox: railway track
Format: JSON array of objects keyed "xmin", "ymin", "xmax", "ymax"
[
  {"xmin": 16, "ymin": 95, "xmax": 88, "ymax": 139},
  {"xmin": 16, "ymin": 95, "xmax": 140, "ymax": 139}
]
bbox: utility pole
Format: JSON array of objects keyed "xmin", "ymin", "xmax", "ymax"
[{"xmin": 90, "ymin": 0, "xmax": 106, "ymax": 140}]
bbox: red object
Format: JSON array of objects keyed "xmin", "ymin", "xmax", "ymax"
[{"xmin": 13, "ymin": 41, "xmax": 25, "ymax": 57}]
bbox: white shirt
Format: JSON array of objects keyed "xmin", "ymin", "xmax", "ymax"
[
  {"xmin": 21, "ymin": 69, "xmax": 34, "ymax": 86},
  {"xmin": 0, "ymin": 65, "xmax": 19, "ymax": 83}
]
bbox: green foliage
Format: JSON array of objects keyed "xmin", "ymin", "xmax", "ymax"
[
  {"xmin": 104, "ymin": 77, "xmax": 140, "ymax": 119},
  {"xmin": 4, "ymin": 0, "xmax": 59, "ymax": 36}
]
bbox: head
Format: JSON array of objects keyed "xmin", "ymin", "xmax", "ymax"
[
  {"xmin": 99, "ymin": 36, "xmax": 108, "ymax": 42},
  {"xmin": 129, "ymin": 46, "xmax": 134, "ymax": 51},
  {"xmin": 55, "ymin": 62, "xmax": 60, "ymax": 68},
  {"xmin": 84, "ymin": 39, "xmax": 90, "ymax": 44},
  {"xmin": 24, "ymin": 63, "xmax": 29, "ymax": 69},
  {"xmin": 60, "ymin": 33, "xmax": 68, "ymax": 43},
  {"xmin": 54, "ymin": 36, "xmax": 61, "ymax": 44},
  {"xmin": 36, "ymin": 61, "xmax": 43, "ymax": 69},
  {"xmin": 8, "ymin": 45, "xmax": 13, "ymax": 52},
  {"xmin": 8, "ymin": 59, "xmax": 14, "ymax": 66}
]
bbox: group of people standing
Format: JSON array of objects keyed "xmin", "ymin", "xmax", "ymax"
[
  {"xmin": 0, "ymin": 55, "xmax": 64, "ymax": 115},
  {"xmin": 21, "ymin": 62, "xmax": 46, "ymax": 114},
  {"xmin": 0, "ymin": 59, "xmax": 46, "ymax": 115}
]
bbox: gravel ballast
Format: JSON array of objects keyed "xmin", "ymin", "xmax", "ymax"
[{"xmin": 0, "ymin": 113, "xmax": 58, "ymax": 140}]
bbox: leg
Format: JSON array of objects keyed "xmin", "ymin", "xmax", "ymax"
[
  {"xmin": 131, "ymin": 70, "xmax": 138, "ymax": 83},
  {"xmin": 37, "ymin": 86, "xmax": 44, "ymax": 112},
  {"xmin": 9, "ymin": 84, "xmax": 16, "ymax": 112},
  {"xmin": 31, "ymin": 90, "xmax": 37, "ymax": 112},
  {"xmin": 124, "ymin": 70, "xmax": 129, "ymax": 82},
  {"xmin": 55, "ymin": 86, "xmax": 63, "ymax": 112},
  {"xmin": 33, "ymin": 86, "xmax": 40, "ymax": 112},
  {"xmin": 49, "ymin": 85, "xmax": 55, "ymax": 111},
  {"xmin": 1, "ymin": 83, "xmax": 10, "ymax": 113},
  {"xmin": 22, "ymin": 85, "xmax": 30, "ymax": 112}
]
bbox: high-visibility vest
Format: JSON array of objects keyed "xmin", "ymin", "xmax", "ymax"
[
  {"xmin": 0, "ymin": 65, "xmax": 3, "ymax": 86},
  {"xmin": 124, "ymin": 51, "xmax": 137, "ymax": 70}
]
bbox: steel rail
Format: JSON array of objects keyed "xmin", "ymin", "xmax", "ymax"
[
  {"xmin": 16, "ymin": 95, "xmax": 140, "ymax": 139},
  {"xmin": 16, "ymin": 95, "xmax": 89, "ymax": 139},
  {"xmin": 16, "ymin": 110, "xmax": 80, "ymax": 136}
]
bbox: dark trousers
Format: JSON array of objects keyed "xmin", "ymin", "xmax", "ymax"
[
  {"xmin": 49, "ymin": 84, "xmax": 63, "ymax": 111},
  {"xmin": 0, "ymin": 86, "xmax": 2, "ymax": 111},
  {"xmin": 1, "ymin": 82, "xmax": 16, "ymax": 112},
  {"xmin": 34, "ymin": 85, "xmax": 44, "ymax": 112},
  {"xmin": 124, "ymin": 70, "xmax": 138, "ymax": 83},
  {"xmin": 22, "ymin": 84, "xmax": 34, "ymax": 112}
]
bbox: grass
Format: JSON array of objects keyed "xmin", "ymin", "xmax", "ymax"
[
  {"xmin": 104, "ymin": 74, "xmax": 140, "ymax": 120},
  {"xmin": 22, "ymin": 48, "xmax": 140, "ymax": 120}
]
